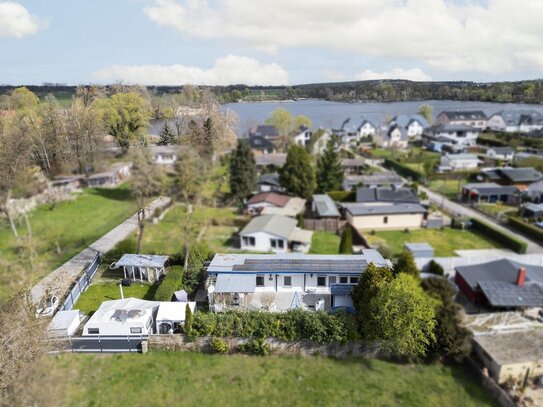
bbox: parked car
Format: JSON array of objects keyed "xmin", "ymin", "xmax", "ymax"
[{"xmin": 35, "ymin": 295, "xmax": 60, "ymax": 317}]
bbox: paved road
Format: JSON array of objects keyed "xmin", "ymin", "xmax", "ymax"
[
  {"xmin": 419, "ymin": 185, "xmax": 543, "ymax": 254},
  {"xmin": 31, "ymin": 196, "xmax": 171, "ymax": 304}
]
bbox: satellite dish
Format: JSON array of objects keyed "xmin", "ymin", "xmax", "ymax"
[{"xmin": 207, "ymin": 285, "xmax": 215, "ymax": 294}]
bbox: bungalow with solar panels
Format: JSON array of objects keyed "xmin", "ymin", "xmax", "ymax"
[
  {"xmin": 206, "ymin": 251, "xmax": 391, "ymax": 312},
  {"xmin": 482, "ymin": 167, "xmax": 542, "ymax": 191},
  {"xmin": 436, "ymin": 110, "xmax": 488, "ymax": 130},
  {"xmin": 454, "ymin": 259, "xmax": 543, "ymax": 309}
]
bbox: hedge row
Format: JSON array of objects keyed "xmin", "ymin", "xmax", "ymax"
[
  {"xmin": 153, "ymin": 266, "xmax": 184, "ymax": 301},
  {"xmin": 327, "ymin": 190, "xmax": 355, "ymax": 202},
  {"xmin": 507, "ymin": 216, "xmax": 543, "ymax": 245},
  {"xmin": 470, "ymin": 218, "xmax": 527, "ymax": 254},
  {"xmin": 191, "ymin": 309, "xmax": 358, "ymax": 343},
  {"xmin": 383, "ymin": 159, "xmax": 423, "ymax": 181}
]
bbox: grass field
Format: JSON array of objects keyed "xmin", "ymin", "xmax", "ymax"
[
  {"xmin": 366, "ymin": 227, "xmax": 503, "ymax": 257},
  {"xmin": 477, "ymin": 204, "xmax": 517, "ymax": 218},
  {"xmin": 309, "ymin": 232, "xmax": 340, "ymax": 254},
  {"xmin": 427, "ymin": 179, "xmax": 466, "ymax": 200},
  {"xmin": 0, "ymin": 184, "xmax": 139, "ymax": 303},
  {"xmin": 74, "ymin": 283, "xmax": 157, "ymax": 315},
  {"xmin": 43, "ymin": 352, "xmax": 496, "ymax": 407}
]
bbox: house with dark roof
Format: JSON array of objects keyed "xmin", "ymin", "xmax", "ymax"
[
  {"xmin": 249, "ymin": 124, "xmax": 279, "ymax": 139},
  {"xmin": 292, "ymin": 125, "xmax": 312, "ymax": 147},
  {"xmin": 239, "ymin": 214, "xmax": 313, "ymax": 253},
  {"xmin": 206, "ymin": 251, "xmax": 390, "ymax": 312},
  {"xmin": 436, "ymin": 110, "xmax": 488, "ymax": 129},
  {"xmin": 341, "ymin": 158, "xmax": 366, "ymax": 175},
  {"xmin": 249, "ymin": 135, "xmax": 277, "ymax": 155},
  {"xmin": 342, "ymin": 172, "xmax": 405, "ymax": 191},
  {"xmin": 342, "ymin": 202, "xmax": 426, "ymax": 231},
  {"xmin": 374, "ymin": 124, "xmax": 409, "ymax": 149},
  {"xmin": 484, "ymin": 147, "xmax": 515, "ymax": 162},
  {"xmin": 455, "ymin": 259, "xmax": 543, "ymax": 309},
  {"xmin": 246, "ymin": 191, "xmax": 290, "ymax": 214},
  {"xmin": 518, "ymin": 203, "xmax": 543, "ymax": 219},
  {"xmin": 487, "ymin": 110, "xmax": 543, "ymax": 133},
  {"xmin": 255, "ymin": 153, "xmax": 286, "ymax": 172},
  {"xmin": 355, "ymin": 187, "xmax": 420, "ymax": 204},
  {"xmin": 423, "ymin": 124, "xmax": 479, "ymax": 152},
  {"xmin": 391, "ymin": 114, "xmax": 429, "ymax": 139},
  {"xmin": 524, "ymin": 179, "xmax": 543, "ymax": 203},
  {"xmin": 439, "ymin": 153, "xmax": 481, "ymax": 172},
  {"xmin": 256, "ymin": 173, "xmax": 283, "ymax": 193},
  {"xmin": 482, "ymin": 167, "xmax": 542, "ymax": 190},
  {"xmin": 357, "ymin": 118, "xmax": 377, "ymax": 138},
  {"xmin": 461, "ymin": 183, "xmax": 519, "ymax": 204}
]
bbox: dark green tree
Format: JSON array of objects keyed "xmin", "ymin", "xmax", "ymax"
[
  {"xmin": 427, "ymin": 260, "xmax": 445, "ymax": 276},
  {"xmin": 279, "ymin": 145, "xmax": 316, "ymax": 199},
  {"xmin": 351, "ymin": 263, "xmax": 393, "ymax": 336},
  {"xmin": 421, "ymin": 277, "xmax": 472, "ymax": 358},
  {"xmin": 184, "ymin": 303, "xmax": 193, "ymax": 335},
  {"xmin": 394, "ymin": 250, "xmax": 420, "ymax": 279},
  {"xmin": 158, "ymin": 121, "xmax": 176, "ymax": 145},
  {"xmin": 316, "ymin": 138, "xmax": 343, "ymax": 193},
  {"xmin": 229, "ymin": 140, "xmax": 256, "ymax": 205},
  {"xmin": 339, "ymin": 227, "xmax": 353, "ymax": 254}
]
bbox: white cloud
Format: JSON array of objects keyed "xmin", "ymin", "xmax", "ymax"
[
  {"xmin": 143, "ymin": 0, "xmax": 543, "ymax": 75},
  {"xmin": 0, "ymin": 2, "xmax": 47, "ymax": 38},
  {"xmin": 355, "ymin": 68, "xmax": 432, "ymax": 82},
  {"xmin": 92, "ymin": 55, "xmax": 289, "ymax": 86}
]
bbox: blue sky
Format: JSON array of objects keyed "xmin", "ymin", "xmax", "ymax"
[{"xmin": 1, "ymin": 0, "xmax": 542, "ymax": 85}]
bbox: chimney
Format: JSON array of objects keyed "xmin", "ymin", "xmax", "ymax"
[{"xmin": 516, "ymin": 267, "xmax": 526, "ymax": 287}]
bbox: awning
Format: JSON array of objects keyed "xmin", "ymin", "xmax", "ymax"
[
  {"xmin": 289, "ymin": 228, "xmax": 313, "ymax": 245},
  {"xmin": 214, "ymin": 274, "xmax": 256, "ymax": 293}
]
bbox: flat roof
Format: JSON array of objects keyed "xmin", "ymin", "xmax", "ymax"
[
  {"xmin": 313, "ymin": 194, "xmax": 341, "ymax": 217},
  {"xmin": 115, "ymin": 254, "xmax": 169, "ymax": 268},
  {"xmin": 404, "ymin": 243, "xmax": 434, "ymax": 252},
  {"xmin": 48, "ymin": 310, "xmax": 80, "ymax": 331},
  {"xmin": 475, "ymin": 330, "xmax": 543, "ymax": 366},
  {"xmin": 343, "ymin": 203, "xmax": 427, "ymax": 216},
  {"xmin": 156, "ymin": 302, "xmax": 196, "ymax": 322}
]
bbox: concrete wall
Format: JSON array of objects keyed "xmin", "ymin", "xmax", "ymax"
[{"xmin": 347, "ymin": 212, "xmax": 423, "ymax": 230}]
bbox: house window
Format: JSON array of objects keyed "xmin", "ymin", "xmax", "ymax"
[
  {"xmin": 270, "ymin": 239, "xmax": 284, "ymax": 249},
  {"xmin": 329, "ymin": 276, "xmax": 337, "ymax": 285},
  {"xmin": 350, "ymin": 276, "xmax": 359, "ymax": 284},
  {"xmin": 317, "ymin": 276, "xmax": 326, "ymax": 287},
  {"xmin": 383, "ymin": 216, "xmax": 388, "ymax": 224},
  {"xmin": 242, "ymin": 236, "xmax": 255, "ymax": 247},
  {"xmin": 130, "ymin": 327, "xmax": 142, "ymax": 334},
  {"xmin": 256, "ymin": 275, "xmax": 265, "ymax": 287},
  {"xmin": 339, "ymin": 276, "xmax": 349, "ymax": 284},
  {"xmin": 284, "ymin": 276, "xmax": 292, "ymax": 286},
  {"xmin": 88, "ymin": 328, "xmax": 99, "ymax": 335}
]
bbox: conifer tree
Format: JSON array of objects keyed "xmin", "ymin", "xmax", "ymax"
[
  {"xmin": 316, "ymin": 138, "xmax": 344, "ymax": 193},
  {"xmin": 279, "ymin": 145, "xmax": 316, "ymax": 199},
  {"xmin": 229, "ymin": 140, "xmax": 256, "ymax": 205}
]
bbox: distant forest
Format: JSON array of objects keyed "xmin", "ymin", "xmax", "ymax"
[{"xmin": 1, "ymin": 79, "xmax": 543, "ymax": 105}]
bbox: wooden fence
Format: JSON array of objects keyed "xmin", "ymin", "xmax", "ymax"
[{"xmin": 303, "ymin": 218, "xmax": 346, "ymax": 232}]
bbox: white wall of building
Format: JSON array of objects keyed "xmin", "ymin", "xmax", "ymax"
[
  {"xmin": 240, "ymin": 231, "xmax": 288, "ymax": 253},
  {"xmin": 346, "ymin": 212, "xmax": 424, "ymax": 230}
]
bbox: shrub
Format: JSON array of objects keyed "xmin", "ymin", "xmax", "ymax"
[
  {"xmin": 327, "ymin": 190, "xmax": 355, "ymax": 202},
  {"xmin": 184, "ymin": 303, "xmax": 193, "ymax": 334},
  {"xmin": 339, "ymin": 227, "xmax": 353, "ymax": 254},
  {"xmin": 240, "ymin": 338, "xmax": 270, "ymax": 356},
  {"xmin": 183, "ymin": 243, "xmax": 213, "ymax": 295},
  {"xmin": 153, "ymin": 207, "xmax": 163, "ymax": 218},
  {"xmin": 153, "ymin": 266, "xmax": 183, "ymax": 301},
  {"xmin": 507, "ymin": 216, "xmax": 543, "ymax": 244},
  {"xmin": 384, "ymin": 159, "xmax": 423, "ymax": 181},
  {"xmin": 211, "ymin": 337, "xmax": 229, "ymax": 354},
  {"xmin": 296, "ymin": 213, "xmax": 305, "ymax": 228},
  {"xmin": 427, "ymin": 260, "xmax": 445, "ymax": 276},
  {"xmin": 470, "ymin": 218, "xmax": 527, "ymax": 254}
]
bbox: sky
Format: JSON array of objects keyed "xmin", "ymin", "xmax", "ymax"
[{"xmin": 1, "ymin": 0, "xmax": 543, "ymax": 86}]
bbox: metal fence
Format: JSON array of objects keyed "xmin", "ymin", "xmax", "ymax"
[
  {"xmin": 61, "ymin": 253, "xmax": 101, "ymax": 311},
  {"xmin": 68, "ymin": 335, "xmax": 147, "ymax": 353}
]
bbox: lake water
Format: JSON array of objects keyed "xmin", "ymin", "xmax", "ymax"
[{"xmin": 150, "ymin": 99, "xmax": 543, "ymax": 135}]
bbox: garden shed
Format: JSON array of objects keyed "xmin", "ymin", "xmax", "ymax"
[
  {"xmin": 47, "ymin": 310, "xmax": 81, "ymax": 337},
  {"xmin": 404, "ymin": 243, "xmax": 434, "ymax": 258},
  {"xmin": 155, "ymin": 302, "xmax": 196, "ymax": 334},
  {"xmin": 111, "ymin": 254, "xmax": 169, "ymax": 283}
]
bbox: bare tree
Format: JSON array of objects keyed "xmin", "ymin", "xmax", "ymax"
[{"xmin": 130, "ymin": 147, "xmax": 165, "ymax": 253}]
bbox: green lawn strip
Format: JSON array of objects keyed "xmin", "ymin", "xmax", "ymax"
[
  {"xmin": 477, "ymin": 204, "xmax": 517, "ymax": 217},
  {"xmin": 426, "ymin": 179, "xmax": 466, "ymax": 200},
  {"xmin": 309, "ymin": 232, "xmax": 340, "ymax": 254},
  {"xmin": 74, "ymin": 283, "xmax": 158, "ymax": 316},
  {"xmin": 54, "ymin": 353, "xmax": 496, "ymax": 407},
  {"xmin": 366, "ymin": 227, "xmax": 503, "ymax": 257}
]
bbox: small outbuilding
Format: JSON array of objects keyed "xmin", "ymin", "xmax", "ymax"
[
  {"xmin": 47, "ymin": 310, "xmax": 81, "ymax": 337},
  {"xmin": 172, "ymin": 290, "xmax": 188, "ymax": 302},
  {"xmin": 404, "ymin": 243, "xmax": 434, "ymax": 258},
  {"xmin": 155, "ymin": 302, "xmax": 196, "ymax": 334},
  {"xmin": 111, "ymin": 254, "xmax": 169, "ymax": 283}
]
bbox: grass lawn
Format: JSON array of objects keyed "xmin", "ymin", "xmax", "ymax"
[
  {"xmin": 0, "ymin": 184, "xmax": 139, "ymax": 303},
  {"xmin": 366, "ymin": 227, "xmax": 503, "ymax": 257},
  {"xmin": 45, "ymin": 352, "xmax": 496, "ymax": 407},
  {"xmin": 120, "ymin": 205, "xmax": 245, "ymax": 254},
  {"xmin": 309, "ymin": 231, "xmax": 340, "ymax": 254},
  {"xmin": 477, "ymin": 204, "xmax": 517, "ymax": 218},
  {"xmin": 427, "ymin": 179, "xmax": 466, "ymax": 200},
  {"xmin": 74, "ymin": 283, "xmax": 158, "ymax": 315}
]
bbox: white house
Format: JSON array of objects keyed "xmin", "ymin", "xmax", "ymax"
[
  {"xmin": 357, "ymin": 118, "xmax": 377, "ymax": 138},
  {"xmin": 436, "ymin": 110, "xmax": 488, "ymax": 130},
  {"xmin": 83, "ymin": 298, "xmax": 159, "ymax": 336},
  {"xmin": 487, "ymin": 110, "xmax": 543, "ymax": 133},
  {"xmin": 239, "ymin": 214, "xmax": 313, "ymax": 253},
  {"xmin": 155, "ymin": 301, "xmax": 196, "ymax": 334},
  {"xmin": 151, "ymin": 145, "xmax": 178, "ymax": 165},
  {"xmin": 256, "ymin": 173, "xmax": 284, "ymax": 193},
  {"xmin": 246, "ymin": 191, "xmax": 291, "ymax": 215},
  {"xmin": 309, "ymin": 130, "xmax": 332, "ymax": 155},
  {"xmin": 292, "ymin": 125, "xmax": 312, "ymax": 147},
  {"xmin": 391, "ymin": 114, "xmax": 429, "ymax": 139},
  {"xmin": 342, "ymin": 203, "xmax": 426, "ymax": 231},
  {"xmin": 439, "ymin": 153, "xmax": 481, "ymax": 172},
  {"xmin": 485, "ymin": 147, "xmax": 515, "ymax": 162},
  {"xmin": 424, "ymin": 124, "xmax": 479, "ymax": 152},
  {"xmin": 206, "ymin": 251, "xmax": 391, "ymax": 312},
  {"xmin": 374, "ymin": 125, "xmax": 408, "ymax": 149},
  {"xmin": 111, "ymin": 254, "xmax": 168, "ymax": 283}
]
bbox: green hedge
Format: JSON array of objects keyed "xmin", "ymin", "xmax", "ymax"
[
  {"xmin": 153, "ymin": 266, "xmax": 184, "ymax": 301},
  {"xmin": 327, "ymin": 190, "xmax": 355, "ymax": 202},
  {"xmin": 383, "ymin": 159, "xmax": 423, "ymax": 182},
  {"xmin": 191, "ymin": 309, "xmax": 358, "ymax": 343},
  {"xmin": 507, "ymin": 216, "xmax": 543, "ymax": 244},
  {"xmin": 470, "ymin": 218, "xmax": 527, "ymax": 254}
]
